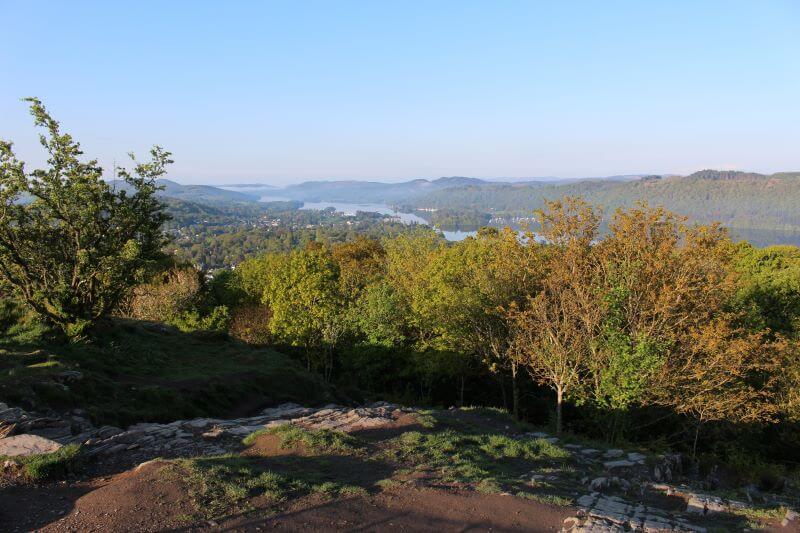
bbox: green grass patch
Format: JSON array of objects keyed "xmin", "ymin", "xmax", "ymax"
[
  {"xmin": 2, "ymin": 444, "xmax": 83, "ymax": 482},
  {"xmin": 171, "ymin": 454, "xmax": 367, "ymax": 519},
  {"xmin": 244, "ymin": 423, "xmax": 364, "ymax": 453},
  {"xmin": 515, "ymin": 491, "xmax": 573, "ymax": 506},
  {"xmin": 385, "ymin": 429, "xmax": 569, "ymax": 487}
]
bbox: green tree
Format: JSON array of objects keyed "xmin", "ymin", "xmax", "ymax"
[
  {"xmin": 262, "ymin": 244, "xmax": 344, "ymax": 377},
  {"xmin": 352, "ymin": 281, "xmax": 407, "ymax": 348},
  {"xmin": 0, "ymin": 98, "xmax": 170, "ymax": 337},
  {"xmin": 733, "ymin": 243, "xmax": 800, "ymax": 337}
]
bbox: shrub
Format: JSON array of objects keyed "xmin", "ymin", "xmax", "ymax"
[
  {"xmin": 229, "ymin": 304, "xmax": 272, "ymax": 345},
  {"xmin": 128, "ymin": 267, "xmax": 203, "ymax": 322}
]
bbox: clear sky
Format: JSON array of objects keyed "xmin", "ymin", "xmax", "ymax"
[{"xmin": 2, "ymin": 1, "xmax": 799, "ymax": 185}]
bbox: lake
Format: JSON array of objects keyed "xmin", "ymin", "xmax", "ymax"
[{"xmin": 257, "ymin": 196, "xmax": 473, "ymax": 241}]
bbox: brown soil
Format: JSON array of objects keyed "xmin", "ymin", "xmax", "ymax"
[
  {"xmin": 50, "ymin": 461, "xmax": 192, "ymax": 532},
  {"xmin": 0, "ymin": 454, "xmax": 573, "ymax": 532},
  {"xmin": 241, "ymin": 432, "xmax": 301, "ymax": 457},
  {"xmin": 225, "ymin": 487, "xmax": 573, "ymax": 532}
]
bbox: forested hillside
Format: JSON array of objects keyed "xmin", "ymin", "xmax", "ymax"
[{"xmin": 403, "ymin": 171, "xmax": 800, "ymax": 237}]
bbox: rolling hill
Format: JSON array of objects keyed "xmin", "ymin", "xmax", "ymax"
[{"xmin": 401, "ymin": 170, "xmax": 800, "ymax": 239}]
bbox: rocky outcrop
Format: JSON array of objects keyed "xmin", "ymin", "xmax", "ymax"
[
  {"xmin": 566, "ymin": 493, "xmax": 707, "ymax": 532},
  {"xmin": 0, "ymin": 434, "xmax": 62, "ymax": 457},
  {"xmin": 0, "ymin": 401, "xmax": 410, "ymax": 466}
]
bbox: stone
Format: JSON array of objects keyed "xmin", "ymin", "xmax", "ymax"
[
  {"xmin": 581, "ymin": 448, "xmax": 600, "ymax": 455},
  {"xmin": 0, "ymin": 407, "xmax": 25, "ymax": 422},
  {"xmin": 0, "ymin": 434, "xmax": 62, "ymax": 457},
  {"xmin": 603, "ymin": 449, "xmax": 624, "ymax": 459},
  {"xmin": 529, "ymin": 431, "xmax": 550, "ymax": 439},
  {"xmin": 588, "ymin": 477, "xmax": 608, "ymax": 491},
  {"xmin": 627, "ymin": 452, "xmax": 647, "ymax": 463},
  {"xmin": 685, "ymin": 493, "xmax": 726, "ymax": 515},
  {"xmin": 96, "ymin": 426, "xmax": 123, "ymax": 439},
  {"xmin": 104, "ymin": 443, "xmax": 129, "ymax": 455},
  {"xmin": 603, "ymin": 459, "xmax": 635, "ymax": 470}
]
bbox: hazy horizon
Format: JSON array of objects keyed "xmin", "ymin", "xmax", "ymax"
[{"xmin": 3, "ymin": 1, "xmax": 799, "ymax": 185}]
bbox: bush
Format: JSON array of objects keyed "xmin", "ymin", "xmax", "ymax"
[
  {"xmin": 171, "ymin": 305, "xmax": 230, "ymax": 334},
  {"xmin": 229, "ymin": 304, "xmax": 272, "ymax": 345},
  {"xmin": 127, "ymin": 267, "xmax": 203, "ymax": 322}
]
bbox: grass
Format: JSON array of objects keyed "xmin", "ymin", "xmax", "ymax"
[
  {"xmin": 0, "ymin": 319, "xmax": 335, "ymax": 427},
  {"xmin": 243, "ymin": 423, "xmax": 365, "ymax": 453},
  {"xmin": 170, "ymin": 454, "xmax": 368, "ymax": 519},
  {"xmin": 2, "ymin": 444, "xmax": 83, "ymax": 482},
  {"xmin": 387, "ymin": 430, "xmax": 569, "ymax": 484}
]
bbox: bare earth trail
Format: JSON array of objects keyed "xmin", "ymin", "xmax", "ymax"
[{"xmin": 1, "ymin": 402, "xmax": 798, "ymax": 532}]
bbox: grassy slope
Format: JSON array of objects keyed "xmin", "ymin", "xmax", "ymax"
[{"xmin": 0, "ymin": 319, "xmax": 334, "ymax": 427}]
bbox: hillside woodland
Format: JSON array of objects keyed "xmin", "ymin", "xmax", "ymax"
[{"xmin": 2, "ymin": 100, "xmax": 800, "ymax": 530}]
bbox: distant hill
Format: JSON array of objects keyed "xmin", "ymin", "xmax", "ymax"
[
  {"xmin": 401, "ymin": 170, "xmax": 800, "ymax": 239},
  {"xmin": 109, "ymin": 179, "xmax": 259, "ymax": 204},
  {"xmin": 278, "ymin": 176, "xmax": 492, "ymax": 203}
]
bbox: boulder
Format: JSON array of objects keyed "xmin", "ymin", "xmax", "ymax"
[
  {"xmin": 0, "ymin": 434, "xmax": 62, "ymax": 457},
  {"xmin": 603, "ymin": 459, "xmax": 635, "ymax": 470}
]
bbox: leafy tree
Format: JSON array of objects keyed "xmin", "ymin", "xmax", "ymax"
[
  {"xmin": 331, "ymin": 236, "xmax": 386, "ymax": 301},
  {"xmin": 262, "ymin": 244, "xmax": 344, "ymax": 377},
  {"xmin": 509, "ymin": 198, "xmax": 602, "ymax": 435},
  {"xmin": 0, "ymin": 98, "xmax": 170, "ymax": 337},
  {"xmin": 588, "ymin": 207, "xmax": 733, "ymax": 423},
  {"xmin": 733, "ymin": 243, "xmax": 800, "ymax": 337},
  {"xmin": 410, "ymin": 229, "xmax": 540, "ymax": 412},
  {"xmin": 658, "ymin": 317, "xmax": 786, "ymax": 456},
  {"xmin": 352, "ymin": 281, "xmax": 407, "ymax": 348}
]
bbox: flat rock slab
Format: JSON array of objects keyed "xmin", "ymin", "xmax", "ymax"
[{"xmin": 0, "ymin": 434, "xmax": 62, "ymax": 457}]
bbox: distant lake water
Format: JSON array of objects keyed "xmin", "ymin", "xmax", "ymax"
[
  {"xmin": 257, "ymin": 196, "xmax": 475, "ymax": 241},
  {"xmin": 297, "ymin": 201, "xmax": 429, "ymax": 226}
]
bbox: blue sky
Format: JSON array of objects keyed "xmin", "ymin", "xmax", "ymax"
[{"xmin": 2, "ymin": 1, "xmax": 799, "ymax": 185}]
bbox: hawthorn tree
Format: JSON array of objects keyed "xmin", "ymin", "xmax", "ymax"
[{"xmin": 0, "ymin": 98, "xmax": 170, "ymax": 337}]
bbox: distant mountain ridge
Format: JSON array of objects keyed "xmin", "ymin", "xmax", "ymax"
[
  {"xmin": 401, "ymin": 169, "xmax": 800, "ymax": 238},
  {"xmin": 274, "ymin": 176, "xmax": 493, "ymax": 203},
  {"xmin": 108, "ymin": 179, "xmax": 259, "ymax": 204},
  {"xmin": 115, "ymin": 170, "xmax": 800, "ymax": 245}
]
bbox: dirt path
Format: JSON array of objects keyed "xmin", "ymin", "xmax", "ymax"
[
  {"xmin": 229, "ymin": 488, "xmax": 572, "ymax": 532},
  {"xmin": 1, "ymin": 463, "xmax": 571, "ymax": 532}
]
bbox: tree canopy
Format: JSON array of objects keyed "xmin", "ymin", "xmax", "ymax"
[{"xmin": 0, "ymin": 98, "xmax": 170, "ymax": 336}]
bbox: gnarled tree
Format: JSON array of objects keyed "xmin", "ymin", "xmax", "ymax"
[{"xmin": 0, "ymin": 98, "xmax": 170, "ymax": 337}]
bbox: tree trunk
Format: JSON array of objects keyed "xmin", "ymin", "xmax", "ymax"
[
  {"xmin": 692, "ymin": 422, "xmax": 702, "ymax": 459},
  {"xmin": 511, "ymin": 362, "xmax": 520, "ymax": 420},
  {"xmin": 555, "ymin": 385, "xmax": 563, "ymax": 436},
  {"xmin": 459, "ymin": 375, "xmax": 465, "ymax": 407},
  {"xmin": 499, "ymin": 374, "xmax": 508, "ymax": 412}
]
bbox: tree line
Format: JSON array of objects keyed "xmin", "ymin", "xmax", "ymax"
[{"xmin": 2, "ymin": 98, "xmax": 799, "ymax": 467}]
